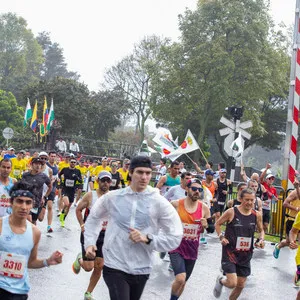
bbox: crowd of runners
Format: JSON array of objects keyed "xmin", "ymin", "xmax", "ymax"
[{"xmin": 0, "ymin": 148, "xmax": 300, "ymax": 299}]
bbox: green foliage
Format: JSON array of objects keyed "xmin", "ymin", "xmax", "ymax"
[
  {"xmin": 0, "ymin": 13, "xmax": 43, "ymax": 101},
  {"xmin": 150, "ymin": 0, "xmax": 290, "ymax": 161}
]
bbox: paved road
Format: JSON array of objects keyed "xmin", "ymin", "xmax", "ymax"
[{"xmin": 29, "ymin": 205, "xmax": 299, "ymax": 300}]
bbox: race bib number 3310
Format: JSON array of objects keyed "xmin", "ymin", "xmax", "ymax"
[{"xmin": 0, "ymin": 251, "xmax": 26, "ymax": 278}]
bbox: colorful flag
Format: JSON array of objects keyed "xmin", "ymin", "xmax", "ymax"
[
  {"xmin": 152, "ymin": 129, "xmax": 178, "ymax": 157},
  {"xmin": 166, "ymin": 129, "xmax": 200, "ymax": 160},
  {"xmin": 23, "ymin": 98, "xmax": 32, "ymax": 127},
  {"xmin": 46, "ymin": 98, "xmax": 55, "ymax": 131},
  {"xmin": 40, "ymin": 97, "xmax": 49, "ymax": 137},
  {"xmin": 230, "ymin": 132, "xmax": 244, "ymax": 159},
  {"xmin": 30, "ymin": 101, "xmax": 38, "ymax": 132}
]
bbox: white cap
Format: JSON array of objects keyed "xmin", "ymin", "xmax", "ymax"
[{"xmin": 38, "ymin": 151, "xmax": 48, "ymax": 157}]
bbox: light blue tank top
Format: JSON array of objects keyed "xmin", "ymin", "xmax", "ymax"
[{"xmin": 0, "ymin": 216, "xmax": 34, "ymax": 294}]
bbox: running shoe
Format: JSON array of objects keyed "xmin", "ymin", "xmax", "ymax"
[
  {"xmin": 273, "ymin": 243, "xmax": 280, "ymax": 259},
  {"xmin": 72, "ymin": 252, "xmax": 82, "ymax": 274},
  {"xmin": 47, "ymin": 226, "xmax": 53, "ymax": 233},
  {"xmin": 200, "ymin": 237, "xmax": 207, "ymax": 244},
  {"xmin": 294, "ymin": 272, "xmax": 300, "ymax": 287},
  {"xmin": 84, "ymin": 292, "xmax": 95, "ymax": 300},
  {"xmin": 213, "ymin": 275, "xmax": 225, "ymax": 298},
  {"xmin": 57, "ymin": 212, "xmax": 61, "ymax": 217},
  {"xmin": 59, "ymin": 213, "xmax": 65, "ymax": 227}
]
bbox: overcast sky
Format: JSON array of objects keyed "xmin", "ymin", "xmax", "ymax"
[{"xmin": 0, "ymin": 0, "xmax": 296, "ymax": 92}]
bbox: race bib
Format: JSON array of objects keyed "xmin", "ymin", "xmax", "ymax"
[
  {"xmin": 236, "ymin": 237, "xmax": 251, "ymax": 251},
  {"xmin": 111, "ymin": 179, "xmax": 117, "ymax": 187},
  {"xmin": 13, "ymin": 169, "xmax": 21, "ymax": 176},
  {"xmin": 183, "ymin": 223, "xmax": 200, "ymax": 240},
  {"xmin": 0, "ymin": 251, "xmax": 26, "ymax": 278},
  {"xmin": 65, "ymin": 179, "xmax": 74, "ymax": 187},
  {"xmin": 262, "ymin": 199, "xmax": 271, "ymax": 210}
]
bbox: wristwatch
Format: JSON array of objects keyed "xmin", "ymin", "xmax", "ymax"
[{"xmin": 146, "ymin": 234, "xmax": 153, "ymax": 245}]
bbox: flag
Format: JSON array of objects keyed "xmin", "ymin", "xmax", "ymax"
[
  {"xmin": 230, "ymin": 132, "xmax": 244, "ymax": 158},
  {"xmin": 152, "ymin": 130, "xmax": 178, "ymax": 157},
  {"xmin": 40, "ymin": 97, "xmax": 49, "ymax": 137},
  {"xmin": 47, "ymin": 98, "xmax": 55, "ymax": 131},
  {"xmin": 23, "ymin": 98, "xmax": 32, "ymax": 127},
  {"xmin": 30, "ymin": 101, "xmax": 38, "ymax": 132},
  {"xmin": 166, "ymin": 129, "xmax": 200, "ymax": 160}
]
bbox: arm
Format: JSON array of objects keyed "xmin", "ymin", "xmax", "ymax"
[
  {"xmin": 260, "ymin": 163, "xmax": 271, "ymax": 183},
  {"xmin": 44, "ymin": 177, "xmax": 52, "ymax": 198},
  {"xmin": 227, "ymin": 180, "xmax": 233, "ymax": 195},
  {"xmin": 201, "ymin": 203, "xmax": 214, "ymax": 233},
  {"xmin": 256, "ymin": 211, "xmax": 265, "ymax": 246},
  {"xmin": 240, "ymin": 163, "xmax": 248, "ymax": 182},
  {"xmin": 156, "ymin": 175, "xmax": 167, "ymax": 190},
  {"xmin": 215, "ymin": 208, "xmax": 234, "ymax": 246},
  {"xmin": 28, "ymin": 226, "xmax": 63, "ymax": 268},
  {"xmin": 170, "ymin": 199, "xmax": 179, "ymax": 210},
  {"xmin": 283, "ymin": 190, "xmax": 300, "ymax": 213},
  {"xmin": 76, "ymin": 192, "xmax": 92, "ymax": 231},
  {"xmin": 192, "ymin": 161, "xmax": 202, "ymax": 174}
]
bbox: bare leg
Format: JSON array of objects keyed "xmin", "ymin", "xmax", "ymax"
[{"xmin": 171, "ymin": 273, "xmax": 186, "ymax": 297}]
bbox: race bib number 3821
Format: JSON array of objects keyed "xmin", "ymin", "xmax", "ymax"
[{"xmin": 0, "ymin": 251, "xmax": 26, "ymax": 278}]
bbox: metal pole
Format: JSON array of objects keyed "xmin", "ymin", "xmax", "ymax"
[
  {"xmin": 230, "ymin": 118, "xmax": 240, "ymax": 182},
  {"xmin": 282, "ymin": 0, "xmax": 300, "ymax": 190}
]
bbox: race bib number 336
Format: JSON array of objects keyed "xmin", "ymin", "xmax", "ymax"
[
  {"xmin": 236, "ymin": 237, "xmax": 251, "ymax": 251},
  {"xmin": 0, "ymin": 251, "xmax": 26, "ymax": 278}
]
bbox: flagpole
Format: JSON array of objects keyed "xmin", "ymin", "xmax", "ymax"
[
  {"xmin": 185, "ymin": 153, "xmax": 195, "ymax": 164},
  {"xmin": 198, "ymin": 147, "xmax": 208, "ymax": 164}
]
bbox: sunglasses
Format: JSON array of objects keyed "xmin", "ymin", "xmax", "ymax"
[
  {"xmin": 70, "ymin": 161, "xmax": 77, "ymax": 164},
  {"xmin": 190, "ymin": 186, "xmax": 203, "ymax": 192},
  {"xmin": 111, "ymin": 165, "xmax": 118, "ymax": 167},
  {"xmin": 40, "ymin": 157, "xmax": 48, "ymax": 160},
  {"xmin": 100, "ymin": 177, "xmax": 111, "ymax": 183},
  {"xmin": 268, "ymin": 177, "xmax": 275, "ymax": 180}
]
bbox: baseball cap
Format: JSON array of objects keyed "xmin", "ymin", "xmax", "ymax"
[
  {"xmin": 187, "ymin": 178, "xmax": 202, "ymax": 187},
  {"xmin": 18, "ymin": 150, "xmax": 26, "ymax": 154},
  {"xmin": 220, "ymin": 168, "xmax": 227, "ymax": 173},
  {"xmin": 8, "ymin": 147, "xmax": 15, "ymax": 151},
  {"xmin": 266, "ymin": 174, "xmax": 275, "ymax": 179},
  {"xmin": 31, "ymin": 157, "xmax": 43, "ymax": 164},
  {"xmin": 98, "ymin": 171, "xmax": 112, "ymax": 180},
  {"xmin": 102, "ymin": 156, "xmax": 108, "ymax": 162},
  {"xmin": 205, "ymin": 169, "xmax": 216, "ymax": 176},
  {"xmin": 38, "ymin": 151, "xmax": 48, "ymax": 157}
]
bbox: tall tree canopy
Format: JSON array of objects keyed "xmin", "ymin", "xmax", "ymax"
[{"xmin": 150, "ymin": 0, "xmax": 290, "ymax": 163}]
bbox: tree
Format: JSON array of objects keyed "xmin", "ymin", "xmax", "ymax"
[
  {"xmin": 150, "ymin": 0, "xmax": 290, "ymax": 164},
  {"xmin": 36, "ymin": 32, "xmax": 80, "ymax": 81},
  {"xmin": 104, "ymin": 35, "xmax": 170, "ymax": 143},
  {"xmin": 0, "ymin": 13, "xmax": 43, "ymax": 101}
]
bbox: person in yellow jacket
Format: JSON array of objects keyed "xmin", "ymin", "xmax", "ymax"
[
  {"xmin": 10, "ymin": 150, "xmax": 27, "ymax": 180},
  {"xmin": 93, "ymin": 157, "xmax": 111, "ymax": 190},
  {"xmin": 117, "ymin": 158, "xmax": 130, "ymax": 187}
]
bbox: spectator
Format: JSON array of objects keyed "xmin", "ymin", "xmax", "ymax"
[
  {"xmin": 70, "ymin": 139, "xmax": 80, "ymax": 155},
  {"xmin": 56, "ymin": 138, "xmax": 67, "ymax": 153},
  {"xmin": 4, "ymin": 147, "xmax": 16, "ymax": 160}
]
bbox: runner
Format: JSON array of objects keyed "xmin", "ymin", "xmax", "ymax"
[
  {"xmin": 213, "ymin": 188, "xmax": 264, "ymax": 299},
  {"xmin": 109, "ymin": 160, "xmax": 122, "ymax": 190},
  {"xmin": 117, "ymin": 158, "xmax": 130, "ymax": 188},
  {"xmin": 0, "ymin": 181, "xmax": 63, "ymax": 299},
  {"xmin": 164, "ymin": 172, "xmax": 192, "ymax": 201},
  {"xmin": 72, "ymin": 171, "xmax": 112, "ymax": 300},
  {"xmin": 273, "ymin": 179, "xmax": 300, "ymax": 259},
  {"xmin": 214, "ymin": 168, "xmax": 232, "ymax": 221},
  {"xmin": 84, "ymin": 156, "xmax": 183, "ymax": 300},
  {"xmin": 45, "ymin": 151, "xmax": 59, "ymax": 233},
  {"xmin": 75, "ymin": 159, "xmax": 88, "ymax": 205},
  {"xmin": 226, "ymin": 182, "xmax": 247, "ymax": 209},
  {"xmin": 202, "ymin": 169, "xmax": 218, "ymax": 217},
  {"xmin": 10, "ymin": 150, "xmax": 26, "ymax": 180},
  {"xmin": 156, "ymin": 161, "xmax": 181, "ymax": 195},
  {"xmin": 22, "ymin": 158, "xmax": 52, "ymax": 225},
  {"xmin": 58, "ymin": 158, "xmax": 82, "ymax": 227},
  {"xmin": 0, "ymin": 159, "xmax": 16, "ymax": 217},
  {"xmin": 169, "ymin": 178, "xmax": 213, "ymax": 300}
]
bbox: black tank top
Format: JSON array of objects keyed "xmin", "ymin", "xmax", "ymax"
[
  {"xmin": 222, "ymin": 207, "xmax": 257, "ymax": 264},
  {"xmin": 216, "ymin": 178, "xmax": 228, "ymax": 203}
]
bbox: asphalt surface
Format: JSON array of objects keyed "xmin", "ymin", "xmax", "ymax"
[{"xmin": 28, "ymin": 204, "xmax": 299, "ymax": 300}]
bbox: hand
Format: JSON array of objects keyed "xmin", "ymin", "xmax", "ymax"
[
  {"xmin": 222, "ymin": 190, "xmax": 228, "ymax": 195},
  {"xmin": 200, "ymin": 218, "xmax": 208, "ymax": 229},
  {"xmin": 290, "ymin": 240, "xmax": 298, "ymax": 250},
  {"xmin": 86, "ymin": 245, "xmax": 97, "ymax": 259},
  {"xmin": 266, "ymin": 163, "xmax": 272, "ymax": 169},
  {"xmin": 48, "ymin": 251, "xmax": 63, "ymax": 265},
  {"xmin": 257, "ymin": 239, "xmax": 265, "ymax": 249},
  {"xmin": 220, "ymin": 236, "xmax": 229, "ymax": 246},
  {"xmin": 129, "ymin": 228, "xmax": 147, "ymax": 244}
]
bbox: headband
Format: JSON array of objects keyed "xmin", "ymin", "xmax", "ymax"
[{"xmin": 11, "ymin": 190, "xmax": 35, "ymax": 199}]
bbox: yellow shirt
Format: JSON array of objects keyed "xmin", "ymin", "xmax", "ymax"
[
  {"xmin": 93, "ymin": 165, "xmax": 111, "ymax": 189},
  {"xmin": 76, "ymin": 165, "xmax": 88, "ymax": 178},
  {"xmin": 117, "ymin": 168, "xmax": 129, "ymax": 186},
  {"xmin": 293, "ymin": 212, "xmax": 300, "ymax": 231},
  {"xmin": 10, "ymin": 158, "xmax": 27, "ymax": 179},
  {"xmin": 58, "ymin": 161, "xmax": 70, "ymax": 171}
]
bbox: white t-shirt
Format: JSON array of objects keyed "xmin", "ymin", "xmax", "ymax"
[{"xmin": 164, "ymin": 185, "xmax": 186, "ymax": 201}]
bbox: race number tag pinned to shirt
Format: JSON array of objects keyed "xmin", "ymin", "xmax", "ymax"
[
  {"xmin": 236, "ymin": 237, "xmax": 251, "ymax": 251},
  {"xmin": 183, "ymin": 223, "xmax": 199, "ymax": 240},
  {"xmin": 13, "ymin": 170, "xmax": 21, "ymax": 176},
  {"xmin": 65, "ymin": 179, "xmax": 74, "ymax": 187},
  {"xmin": 0, "ymin": 251, "xmax": 26, "ymax": 278},
  {"xmin": 111, "ymin": 179, "xmax": 117, "ymax": 187}
]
